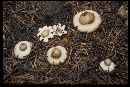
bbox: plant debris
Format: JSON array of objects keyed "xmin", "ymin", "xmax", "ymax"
[{"xmin": 3, "ymin": 1, "xmax": 128, "ymax": 84}]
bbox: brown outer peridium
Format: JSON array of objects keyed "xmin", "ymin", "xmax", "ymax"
[
  {"xmin": 51, "ymin": 48, "xmax": 62, "ymax": 59},
  {"xmin": 79, "ymin": 11, "xmax": 95, "ymax": 25},
  {"xmin": 104, "ymin": 59, "xmax": 112, "ymax": 66},
  {"xmin": 19, "ymin": 43, "xmax": 27, "ymax": 51}
]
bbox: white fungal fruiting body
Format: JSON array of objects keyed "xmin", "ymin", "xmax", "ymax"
[
  {"xmin": 14, "ymin": 41, "xmax": 32, "ymax": 59},
  {"xmin": 37, "ymin": 26, "xmax": 54, "ymax": 42},
  {"xmin": 53, "ymin": 23, "xmax": 67, "ymax": 36},
  {"xmin": 73, "ymin": 10, "xmax": 102, "ymax": 33},
  {"xmin": 100, "ymin": 60, "xmax": 116, "ymax": 72},
  {"xmin": 118, "ymin": 5, "xmax": 128, "ymax": 19},
  {"xmin": 47, "ymin": 46, "xmax": 67, "ymax": 65}
]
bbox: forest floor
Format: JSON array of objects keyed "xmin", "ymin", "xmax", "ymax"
[{"xmin": 3, "ymin": 1, "xmax": 128, "ymax": 84}]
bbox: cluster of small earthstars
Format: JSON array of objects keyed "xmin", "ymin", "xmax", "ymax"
[
  {"xmin": 37, "ymin": 23, "xmax": 67, "ymax": 42},
  {"xmin": 14, "ymin": 9, "xmax": 120, "ymax": 72}
]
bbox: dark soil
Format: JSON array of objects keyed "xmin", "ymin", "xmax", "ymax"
[{"xmin": 3, "ymin": 1, "xmax": 128, "ymax": 84}]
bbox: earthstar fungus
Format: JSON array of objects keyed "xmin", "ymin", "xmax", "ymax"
[
  {"xmin": 37, "ymin": 26, "xmax": 54, "ymax": 42},
  {"xmin": 47, "ymin": 46, "xmax": 67, "ymax": 65},
  {"xmin": 53, "ymin": 23, "xmax": 67, "ymax": 36},
  {"xmin": 14, "ymin": 41, "xmax": 32, "ymax": 59},
  {"xmin": 73, "ymin": 10, "xmax": 102, "ymax": 33},
  {"xmin": 100, "ymin": 58, "xmax": 116, "ymax": 72}
]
